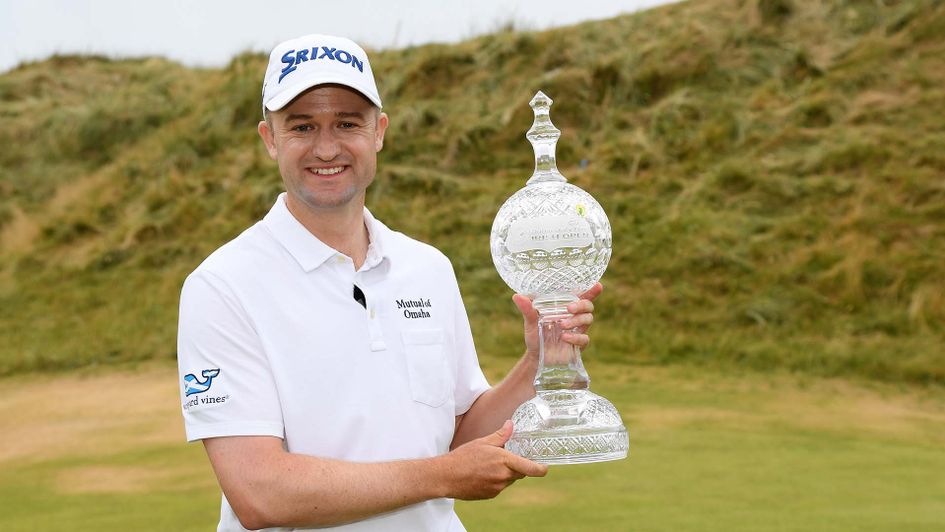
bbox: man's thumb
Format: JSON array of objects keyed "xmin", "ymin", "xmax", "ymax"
[
  {"xmin": 482, "ymin": 420, "xmax": 514, "ymax": 447},
  {"xmin": 512, "ymin": 294, "xmax": 538, "ymax": 324}
]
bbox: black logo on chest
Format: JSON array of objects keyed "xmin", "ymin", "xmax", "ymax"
[{"xmin": 396, "ymin": 298, "xmax": 432, "ymax": 319}]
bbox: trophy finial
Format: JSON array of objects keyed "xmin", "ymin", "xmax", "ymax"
[
  {"xmin": 526, "ymin": 90, "xmax": 566, "ymax": 184},
  {"xmin": 529, "ymin": 90, "xmax": 552, "ymax": 110}
]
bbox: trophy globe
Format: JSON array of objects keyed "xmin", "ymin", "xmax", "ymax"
[{"xmin": 490, "ymin": 91, "xmax": 629, "ymax": 464}]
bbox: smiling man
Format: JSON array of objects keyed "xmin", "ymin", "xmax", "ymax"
[{"xmin": 176, "ymin": 34, "xmax": 600, "ymax": 531}]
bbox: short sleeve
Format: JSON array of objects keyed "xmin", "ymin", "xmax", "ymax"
[
  {"xmin": 177, "ymin": 270, "xmax": 284, "ymax": 442},
  {"xmin": 448, "ymin": 272, "xmax": 491, "ymax": 416}
]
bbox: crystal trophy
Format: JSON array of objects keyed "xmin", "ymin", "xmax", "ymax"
[{"xmin": 490, "ymin": 91, "xmax": 629, "ymax": 464}]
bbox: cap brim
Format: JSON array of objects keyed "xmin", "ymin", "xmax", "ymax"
[{"xmin": 265, "ymin": 74, "xmax": 382, "ymax": 112}]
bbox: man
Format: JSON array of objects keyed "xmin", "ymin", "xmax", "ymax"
[{"xmin": 177, "ymin": 34, "xmax": 600, "ymax": 531}]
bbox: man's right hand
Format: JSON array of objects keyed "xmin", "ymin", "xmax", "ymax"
[
  {"xmin": 202, "ymin": 421, "xmax": 547, "ymax": 528},
  {"xmin": 437, "ymin": 420, "xmax": 548, "ymax": 500}
]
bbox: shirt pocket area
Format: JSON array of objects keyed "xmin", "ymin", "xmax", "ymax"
[{"xmin": 401, "ymin": 328, "xmax": 449, "ymax": 408}]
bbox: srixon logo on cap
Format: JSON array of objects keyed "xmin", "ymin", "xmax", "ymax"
[{"xmin": 279, "ymin": 46, "xmax": 365, "ymax": 83}]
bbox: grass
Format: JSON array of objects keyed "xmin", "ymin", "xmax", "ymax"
[
  {"xmin": 0, "ymin": 446, "xmax": 219, "ymax": 531},
  {"xmin": 0, "ymin": 361, "xmax": 942, "ymax": 531},
  {"xmin": 461, "ymin": 358, "xmax": 945, "ymax": 531},
  {"xmin": 0, "ymin": 2, "xmax": 944, "ymax": 383}
]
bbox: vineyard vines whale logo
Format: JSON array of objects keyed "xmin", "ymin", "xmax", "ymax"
[{"xmin": 183, "ymin": 369, "xmax": 220, "ymax": 396}]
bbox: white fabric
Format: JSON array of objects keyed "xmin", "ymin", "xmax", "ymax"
[
  {"xmin": 177, "ymin": 194, "xmax": 490, "ymax": 531},
  {"xmin": 262, "ymin": 33, "xmax": 382, "ymax": 114}
]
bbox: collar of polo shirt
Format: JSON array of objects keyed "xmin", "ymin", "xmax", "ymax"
[{"xmin": 262, "ymin": 192, "xmax": 388, "ymax": 272}]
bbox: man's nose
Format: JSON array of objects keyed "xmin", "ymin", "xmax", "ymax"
[{"xmin": 312, "ymin": 129, "xmax": 341, "ymax": 160}]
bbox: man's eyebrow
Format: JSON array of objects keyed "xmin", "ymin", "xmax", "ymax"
[
  {"xmin": 335, "ymin": 111, "xmax": 366, "ymax": 119},
  {"xmin": 285, "ymin": 113, "xmax": 312, "ymax": 123},
  {"xmin": 284, "ymin": 111, "xmax": 366, "ymax": 122}
]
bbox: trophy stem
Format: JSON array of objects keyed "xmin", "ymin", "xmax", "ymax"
[
  {"xmin": 505, "ymin": 293, "xmax": 628, "ymax": 464},
  {"xmin": 534, "ymin": 296, "xmax": 590, "ymax": 392}
]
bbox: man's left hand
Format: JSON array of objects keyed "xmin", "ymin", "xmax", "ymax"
[{"xmin": 512, "ymin": 282, "xmax": 603, "ymax": 360}]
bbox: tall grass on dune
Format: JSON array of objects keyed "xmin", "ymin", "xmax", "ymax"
[{"xmin": 0, "ymin": 0, "xmax": 943, "ymax": 383}]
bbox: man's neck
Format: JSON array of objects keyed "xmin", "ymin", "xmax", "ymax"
[{"xmin": 284, "ymin": 194, "xmax": 370, "ymax": 269}]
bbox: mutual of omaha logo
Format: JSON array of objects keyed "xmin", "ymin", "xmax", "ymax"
[
  {"xmin": 280, "ymin": 46, "xmax": 365, "ymax": 82},
  {"xmin": 397, "ymin": 298, "xmax": 432, "ymax": 319},
  {"xmin": 183, "ymin": 368, "xmax": 220, "ymax": 396}
]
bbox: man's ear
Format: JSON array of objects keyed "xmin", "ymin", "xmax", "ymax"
[
  {"xmin": 258, "ymin": 120, "xmax": 278, "ymax": 160},
  {"xmin": 375, "ymin": 112, "xmax": 389, "ymax": 152}
]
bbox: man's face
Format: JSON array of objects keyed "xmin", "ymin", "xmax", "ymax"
[{"xmin": 258, "ymin": 85, "xmax": 388, "ymax": 213}]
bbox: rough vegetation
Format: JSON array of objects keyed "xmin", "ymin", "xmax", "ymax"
[{"xmin": 1, "ymin": 0, "xmax": 943, "ymax": 384}]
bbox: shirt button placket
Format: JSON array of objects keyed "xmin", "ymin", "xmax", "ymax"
[{"xmin": 356, "ymin": 277, "xmax": 386, "ymax": 352}]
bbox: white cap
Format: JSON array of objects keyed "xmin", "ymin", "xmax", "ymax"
[{"xmin": 262, "ymin": 34, "xmax": 382, "ymax": 115}]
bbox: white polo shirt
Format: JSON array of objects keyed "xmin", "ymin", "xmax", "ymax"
[{"xmin": 177, "ymin": 193, "xmax": 490, "ymax": 532}]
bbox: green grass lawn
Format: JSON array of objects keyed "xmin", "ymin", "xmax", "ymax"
[
  {"xmin": 0, "ymin": 445, "xmax": 219, "ymax": 530},
  {"xmin": 457, "ymin": 361, "xmax": 945, "ymax": 531},
  {"xmin": 1, "ymin": 361, "xmax": 942, "ymax": 531}
]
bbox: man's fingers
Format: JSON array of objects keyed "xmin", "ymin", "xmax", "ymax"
[
  {"xmin": 577, "ymin": 282, "xmax": 603, "ymax": 302},
  {"xmin": 561, "ymin": 313, "xmax": 594, "ymax": 330},
  {"xmin": 508, "ymin": 470, "xmax": 526, "ymax": 481},
  {"xmin": 506, "ymin": 455, "xmax": 549, "ymax": 477},
  {"xmin": 566, "ymin": 298, "xmax": 594, "ymax": 316},
  {"xmin": 561, "ymin": 332, "xmax": 590, "ymax": 347}
]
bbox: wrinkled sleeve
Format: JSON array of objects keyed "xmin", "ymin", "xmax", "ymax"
[
  {"xmin": 448, "ymin": 269, "xmax": 491, "ymax": 416},
  {"xmin": 177, "ymin": 270, "xmax": 284, "ymax": 442}
]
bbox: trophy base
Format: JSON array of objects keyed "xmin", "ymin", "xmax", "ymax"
[{"xmin": 505, "ymin": 389, "xmax": 629, "ymax": 465}]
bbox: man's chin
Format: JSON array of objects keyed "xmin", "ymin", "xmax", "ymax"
[{"xmin": 293, "ymin": 188, "xmax": 361, "ymax": 211}]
